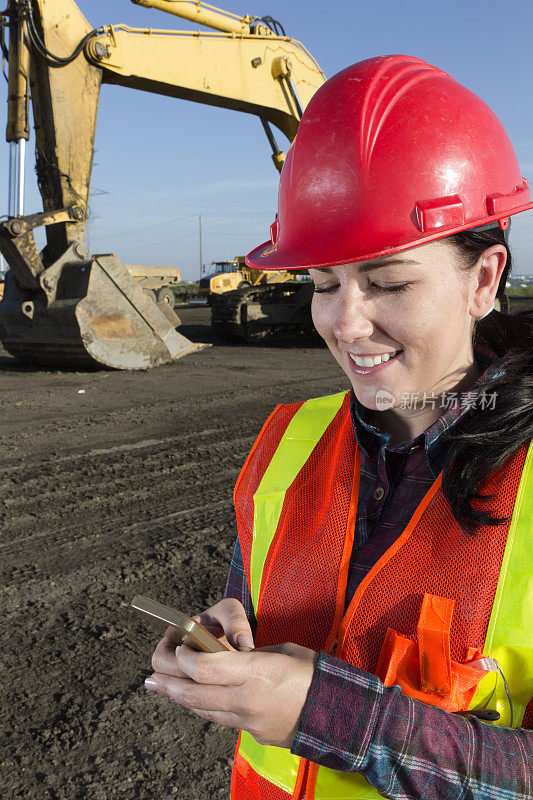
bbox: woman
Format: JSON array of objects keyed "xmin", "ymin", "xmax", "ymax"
[{"xmin": 145, "ymin": 55, "xmax": 533, "ymax": 799}]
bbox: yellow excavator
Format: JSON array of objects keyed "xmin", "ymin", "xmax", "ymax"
[
  {"xmin": 198, "ymin": 256, "xmax": 312, "ymax": 342},
  {"xmin": 200, "ymin": 257, "xmax": 300, "ymax": 298},
  {"xmin": 0, "ymin": 0, "xmax": 325, "ymax": 369}
]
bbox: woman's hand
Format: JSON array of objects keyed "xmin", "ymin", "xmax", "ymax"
[
  {"xmin": 150, "ymin": 597, "xmax": 255, "ymax": 677},
  {"xmin": 146, "ymin": 598, "xmax": 318, "ymax": 748}
]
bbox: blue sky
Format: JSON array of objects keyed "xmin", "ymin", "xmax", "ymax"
[{"xmin": 1, "ymin": 0, "xmax": 533, "ymax": 279}]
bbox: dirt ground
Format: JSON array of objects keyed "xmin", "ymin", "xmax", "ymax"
[
  {"xmin": 0, "ymin": 306, "xmax": 348, "ymax": 800},
  {"xmin": 2, "ymin": 298, "xmax": 531, "ymax": 800}
]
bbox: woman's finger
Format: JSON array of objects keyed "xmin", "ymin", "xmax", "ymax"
[
  {"xmin": 176, "ymin": 644, "xmax": 249, "ymax": 685},
  {"xmin": 146, "ymin": 671, "xmax": 243, "ymax": 728},
  {"xmin": 151, "ymin": 628, "xmax": 241, "ymax": 679},
  {"xmin": 146, "ymin": 672, "xmax": 239, "ymax": 715},
  {"xmin": 148, "ymin": 599, "xmax": 254, "ymax": 683},
  {"xmin": 189, "ymin": 707, "xmax": 242, "ymax": 729},
  {"xmin": 192, "ymin": 598, "xmax": 255, "ymax": 651},
  {"xmin": 151, "ymin": 633, "xmax": 187, "ymax": 677}
]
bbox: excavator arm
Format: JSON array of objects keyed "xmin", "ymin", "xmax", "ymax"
[
  {"xmin": 94, "ymin": 17, "xmax": 322, "ymax": 144},
  {"xmin": 0, "ymin": 0, "xmax": 325, "ymax": 369}
]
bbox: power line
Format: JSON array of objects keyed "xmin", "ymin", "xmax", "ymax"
[
  {"xmin": 100, "ymin": 213, "xmax": 200, "ymax": 239},
  {"xmin": 91, "ymin": 210, "xmax": 274, "ymax": 239},
  {"xmin": 117, "ymin": 231, "xmax": 198, "ymax": 255}
]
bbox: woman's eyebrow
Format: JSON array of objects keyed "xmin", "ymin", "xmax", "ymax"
[{"xmin": 315, "ymin": 258, "xmax": 421, "ymax": 274}]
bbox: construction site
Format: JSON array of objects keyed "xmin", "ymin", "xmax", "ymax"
[
  {"xmin": 1, "ymin": 0, "xmax": 533, "ymax": 799},
  {"xmin": 0, "ymin": 1, "xmax": 339, "ymax": 796}
]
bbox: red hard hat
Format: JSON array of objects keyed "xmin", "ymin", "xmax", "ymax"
[{"xmin": 246, "ymin": 54, "xmax": 533, "ymax": 271}]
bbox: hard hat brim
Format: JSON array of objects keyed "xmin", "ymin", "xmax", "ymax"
[{"xmin": 246, "ymin": 202, "xmax": 533, "ymax": 272}]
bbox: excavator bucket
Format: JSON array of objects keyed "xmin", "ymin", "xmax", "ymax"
[{"xmin": 0, "ymin": 245, "xmax": 205, "ymax": 369}]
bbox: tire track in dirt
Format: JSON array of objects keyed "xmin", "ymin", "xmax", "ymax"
[
  {"xmin": 0, "ymin": 434, "xmax": 253, "ymax": 528},
  {"xmin": 1, "ymin": 432, "xmax": 253, "ymax": 580}
]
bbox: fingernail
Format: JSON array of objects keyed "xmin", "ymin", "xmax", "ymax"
[
  {"xmin": 145, "ymin": 677, "xmax": 159, "ymax": 691},
  {"xmin": 237, "ymin": 634, "xmax": 254, "ymax": 650}
]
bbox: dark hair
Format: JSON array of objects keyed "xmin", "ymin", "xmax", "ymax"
[{"xmin": 441, "ymin": 226, "xmax": 532, "ymax": 534}]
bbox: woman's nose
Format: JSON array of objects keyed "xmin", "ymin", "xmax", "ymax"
[{"xmin": 332, "ymin": 293, "xmax": 374, "ymax": 343}]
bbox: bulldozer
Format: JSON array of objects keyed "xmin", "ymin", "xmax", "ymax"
[{"xmin": 0, "ymin": 0, "xmax": 325, "ymax": 369}]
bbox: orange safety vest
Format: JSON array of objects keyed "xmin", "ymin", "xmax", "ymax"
[{"xmin": 230, "ymin": 391, "xmax": 533, "ymax": 800}]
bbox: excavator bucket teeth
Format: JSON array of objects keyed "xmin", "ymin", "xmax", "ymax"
[{"xmin": 0, "ymin": 254, "xmax": 206, "ymax": 369}]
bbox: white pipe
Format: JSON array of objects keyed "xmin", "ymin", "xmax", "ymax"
[{"xmin": 8, "ymin": 139, "xmax": 26, "ymax": 218}]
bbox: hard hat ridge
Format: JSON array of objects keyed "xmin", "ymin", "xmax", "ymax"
[
  {"xmin": 246, "ymin": 54, "xmax": 533, "ymax": 271},
  {"xmin": 357, "ymin": 55, "xmax": 450, "ymax": 176}
]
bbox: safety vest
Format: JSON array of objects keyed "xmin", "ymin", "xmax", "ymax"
[{"xmin": 231, "ymin": 391, "xmax": 533, "ymax": 800}]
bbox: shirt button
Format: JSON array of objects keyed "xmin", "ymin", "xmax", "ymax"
[{"xmin": 373, "ymin": 486, "xmax": 385, "ymax": 501}]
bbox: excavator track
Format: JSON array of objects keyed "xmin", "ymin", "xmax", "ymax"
[
  {"xmin": 210, "ymin": 287, "xmax": 248, "ymax": 342},
  {"xmin": 210, "ymin": 283, "xmax": 317, "ymax": 343}
]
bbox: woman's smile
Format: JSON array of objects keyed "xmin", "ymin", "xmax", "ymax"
[{"xmin": 346, "ymin": 349, "xmax": 403, "ymax": 374}]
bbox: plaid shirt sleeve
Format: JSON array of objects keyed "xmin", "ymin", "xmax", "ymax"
[
  {"xmin": 292, "ymin": 652, "xmax": 533, "ymax": 800},
  {"xmin": 223, "ymin": 536, "xmax": 257, "ymax": 637}
]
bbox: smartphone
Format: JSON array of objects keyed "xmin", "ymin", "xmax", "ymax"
[{"xmin": 130, "ymin": 594, "xmax": 229, "ymax": 653}]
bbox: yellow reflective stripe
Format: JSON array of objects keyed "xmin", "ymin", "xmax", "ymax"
[
  {"xmin": 472, "ymin": 440, "xmax": 533, "ymax": 726},
  {"xmin": 238, "ymin": 731, "xmax": 381, "ymax": 799},
  {"xmin": 468, "ymin": 669, "xmax": 499, "ymax": 715},
  {"xmin": 250, "ymin": 391, "xmax": 347, "ymax": 610},
  {"xmin": 238, "ymin": 730, "xmax": 300, "ymax": 793},
  {"xmin": 315, "ymin": 766, "xmax": 381, "ymax": 799}
]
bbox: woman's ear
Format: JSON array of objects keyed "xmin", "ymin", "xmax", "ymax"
[{"xmin": 469, "ymin": 245, "xmax": 507, "ymax": 319}]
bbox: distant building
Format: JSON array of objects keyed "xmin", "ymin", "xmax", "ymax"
[{"xmin": 506, "ymin": 275, "xmax": 533, "ymax": 286}]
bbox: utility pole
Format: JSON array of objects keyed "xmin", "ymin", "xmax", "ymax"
[{"xmin": 199, "ymin": 213, "xmax": 203, "ymax": 279}]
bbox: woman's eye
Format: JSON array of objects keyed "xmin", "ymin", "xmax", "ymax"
[
  {"xmin": 313, "ymin": 285, "xmax": 337, "ymax": 294},
  {"xmin": 313, "ymin": 282, "xmax": 412, "ymax": 295},
  {"xmin": 371, "ymin": 282, "xmax": 411, "ymax": 293}
]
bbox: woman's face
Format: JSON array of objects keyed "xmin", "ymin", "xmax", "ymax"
[{"xmin": 309, "ymin": 240, "xmax": 481, "ymax": 412}]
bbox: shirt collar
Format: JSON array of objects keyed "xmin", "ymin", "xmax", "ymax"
[{"xmin": 349, "ymin": 344, "xmax": 500, "ymax": 475}]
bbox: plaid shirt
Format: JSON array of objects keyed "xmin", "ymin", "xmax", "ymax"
[{"xmin": 224, "ymin": 345, "xmax": 533, "ymax": 799}]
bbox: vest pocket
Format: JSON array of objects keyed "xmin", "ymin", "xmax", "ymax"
[{"xmin": 375, "ymin": 593, "xmax": 493, "ymax": 713}]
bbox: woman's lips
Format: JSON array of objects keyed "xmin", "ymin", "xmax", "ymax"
[{"xmin": 347, "ymin": 350, "xmax": 403, "ymax": 375}]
